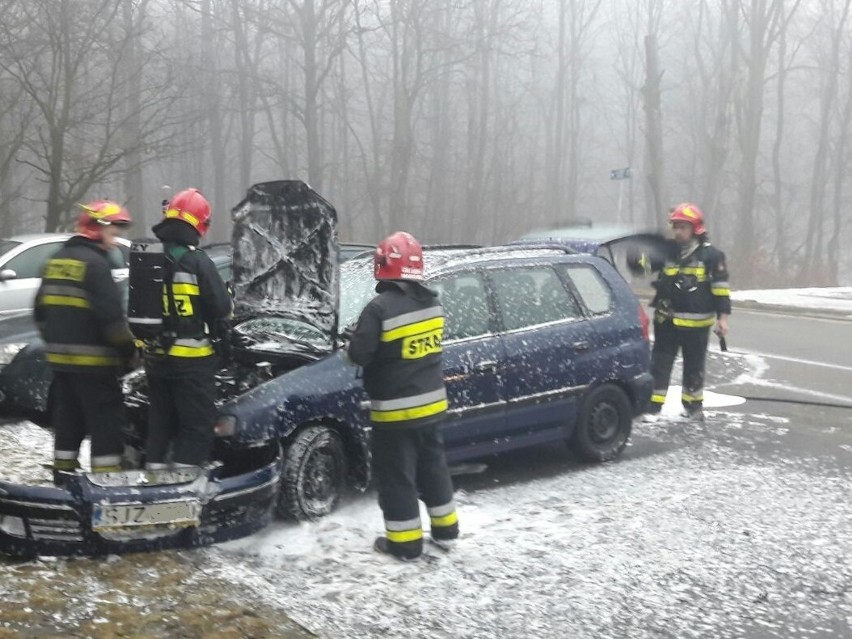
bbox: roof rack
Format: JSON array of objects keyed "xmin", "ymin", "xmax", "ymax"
[
  {"xmin": 496, "ymin": 240, "xmax": 576, "ymax": 254},
  {"xmin": 421, "ymin": 244, "xmax": 483, "ymax": 250},
  {"xmin": 432, "ymin": 242, "xmax": 576, "ymax": 256}
]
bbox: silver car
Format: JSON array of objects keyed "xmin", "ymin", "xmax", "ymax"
[{"xmin": 0, "ymin": 234, "xmax": 130, "ymax": 316}]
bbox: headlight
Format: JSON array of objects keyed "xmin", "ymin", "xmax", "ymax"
[
  {"xmin": 0, "ymin": 342, "xmax": 28, "ymax": 365},
  {"xmin": 214, "ymin": 415, "xmax": 237, "ymax": 437},
  {"xmin": 0, "ymin": 515, "xmax": 26, "ymax": 538}
]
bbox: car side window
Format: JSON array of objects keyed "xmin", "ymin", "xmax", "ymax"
[
  {"xmin": 4, "ymin": 243, "xmax": 62, "ymax": 279},
  {"xmin": 489, "ymin": 266, "xmax": 582, "ymax": 331},
  {"xmin": 431, "ymin": 273, "xmax": 491, "ymax": 341},
  {"xmin": 107, "ymin": 246, "xmax": 127, "ymax": 269},
  {"xmin": 558, "ymin": 264, "xmax": 614, "ymax": 315}
]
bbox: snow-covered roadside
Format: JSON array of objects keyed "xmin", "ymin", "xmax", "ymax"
[
  {"xmin": 732, "ymin": 287, "xmax": 852, "ymax": 316},
  {"xmin": 213, "ymin": 409, "xmax": 851, "ymax": 639}
]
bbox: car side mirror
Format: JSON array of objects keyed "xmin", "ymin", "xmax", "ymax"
[{"xmin": 0, "ymin": 269, "xmax": 17, "ymax": 282}]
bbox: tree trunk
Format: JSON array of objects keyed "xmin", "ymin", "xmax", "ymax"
[
  {"xmin": 642, "ymin": 33, "xmax": 665, "ymax": 231},
  {"xmin": 202, "ymin": 0, "xmax": 228, "ymax": 241}
]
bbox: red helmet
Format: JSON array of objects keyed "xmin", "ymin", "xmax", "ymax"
[
  {"xmin": 374, "ymin": 232, "xmax": 424, "ymax": 281},
  {"xmin": 75, "ymin": 200, "xmax": 132, "ymax": 240},
  {"xmin": 669, "ymin": 202, "xmax": 706, "ymax": 235},
  {"xmin": 164, "ymin": 188, "xmax": 211, "ymax": 236}
]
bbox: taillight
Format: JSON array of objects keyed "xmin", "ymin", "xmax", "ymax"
[{"xmin": 638, "ymin": 303, "xmax": 650, "ymax": 342}]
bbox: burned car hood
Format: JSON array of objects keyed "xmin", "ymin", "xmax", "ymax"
[{"xmin": 230, "ymin": 181, "xmax": 339, "ymax": 361}]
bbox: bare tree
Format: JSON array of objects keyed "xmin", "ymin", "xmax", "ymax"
[
  {"xmin": 732, "ymin": 0, "xmax": 801, "ymax": 280},
  {"xmin": 545, "ymin": 0, "xmax": 604, "ymax": 226},
  {"xmin": 0, "ymin": 0, "xmax": 176, "ymax": 232},
  {"xmin": 687, "ymin": 0, "xmax": 740, "ymax": 239},
  {"xmin": 800, "ymin": 0, "xmax": 852, "ymax": 283},
  {"xmin": 642, "ymin": 29, "xmax": 666, "ymax": 230}
]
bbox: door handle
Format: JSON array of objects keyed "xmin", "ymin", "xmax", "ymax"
[
  {"xmin": 472, "ymin": 360, "xmax": 498, "ymax": 373},
  {"xmin": 572, "ymin": 340, "xmax": 591, "ymax": 351}
]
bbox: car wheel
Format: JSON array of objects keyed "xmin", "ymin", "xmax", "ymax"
[
  {"xmin": 276, "ymin": 425, "xmax": 347, "ymax": 521},
  {"xmin": 570, "ymin": 384, "xmax": 632, "ymax": 462}
]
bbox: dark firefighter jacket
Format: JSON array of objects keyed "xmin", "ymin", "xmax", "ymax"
[
  {"xmin": 148, "ymin": 219, "xmax": 232, "ymax": 360},
  {"xmin": 347, "ymin": 280, "xmax": 447, "ymax": 428},
  {"xmin": 651, "ymin": 241, "xmax": 732, "ymax": 328},
  {"xmin": 34, "ymin": 235, "xmax": 135, "ymax": 372}
]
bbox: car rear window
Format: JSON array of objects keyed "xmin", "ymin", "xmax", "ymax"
[
  {"xmin": 431, "ymin": 273, "xmax": 491, "ymax": 340},
  {"xmin": 489, "ymin": 266, "xmax": 582, "ymax": 331},
  {"xmin": 558, "ymin": 264, "xmax": 613, "ymax": 315}
]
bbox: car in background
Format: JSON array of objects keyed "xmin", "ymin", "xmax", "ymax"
[
  {"xmin": 514, "ymin": 224, "xmax": 675, "ymax": 298},
  {"xmin": 0, "ymin": 234, "xmax": 131, "ymax": 316},
  {"xmin": 339, "ymin": 242, "xmax": 374, "ymax": 262},
  {"xmin": 0, "ymin": 240, "xmax": 372, "ymax": 420},
  {"xmin": 0, "ymin": 244, "xmax": 231, "ymax": 420}
]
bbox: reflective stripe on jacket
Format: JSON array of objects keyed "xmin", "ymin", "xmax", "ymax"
[
  {"xmin": 347, "ymin": 281, "xmax": 447, "ymax": 428},
  {"xmin": 651, "ymin": 242, "xmax": 731, "ymax": 327},
  {"xmin": 34, "ymin": 236, "xmax": 134, "ymax": 372},
  {"xmin": 155, "ymin": 243, "xmax": 231, "ymax": 359}
]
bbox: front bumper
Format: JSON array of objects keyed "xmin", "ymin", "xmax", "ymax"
[{"xmin": 0, "ymin": 457, "xmax": 280, "ymax": 559}]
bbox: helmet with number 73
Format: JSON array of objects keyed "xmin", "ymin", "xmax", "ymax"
[
  {"xmin": 669, "ymin": 202, "xmax": 706, "ymax": 235},
  {"xmin": 75, "ymin": 200, "xmax": 132, "ymax": 241},
  {"xmin": 163, "ymin": 188, "xmax": 212, "ymax": 237},
  {"xmin": 374, "ymin": 231, "xmax": 424, "ymax": 281}
]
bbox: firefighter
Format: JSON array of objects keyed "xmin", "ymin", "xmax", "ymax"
[
  {"xmin": 34, "ymin": 201, "xmax": 136, "ymax": 480},
  {"xmin": 142, "ymin": 188, "xmax": 232, "ymax": 469},
  {"xmin": 644, "ymin": 203, "xmax": 731, "ymax": 422},
  {"xmin": 347, "ymin": 232, "xmax": 459, "ymax": 560}
]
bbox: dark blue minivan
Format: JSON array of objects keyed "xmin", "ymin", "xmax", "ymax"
[{"xmin": 0, "ymin": 182, "xmax": 651, "ymax": 557}]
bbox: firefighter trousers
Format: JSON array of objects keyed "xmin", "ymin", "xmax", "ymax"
[
  {"xmin": 648, "ymin": 320, "xmax": 710, "ymax": 414},
  {"xmin": 371, "ymin": 421, "xmax": 459, "ymax": 559},
  {"xmin": 51, "ymin": 371, "xmax": 126, "ymax": 472},
  {"xmin": 144, "ymin": 356, "xmax": 218, "ymax": 466}
]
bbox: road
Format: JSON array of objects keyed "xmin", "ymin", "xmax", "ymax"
[{"xmin": 719, "ymin": 308, "xmax": 852, "ymax": 403}]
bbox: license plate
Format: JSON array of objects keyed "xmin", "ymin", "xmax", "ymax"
[{"xmin": 92, "ymin": 500, "xmax": 201, "ymax": 532}]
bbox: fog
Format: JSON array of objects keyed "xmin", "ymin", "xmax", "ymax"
[{"xmin": 1, "ymin": 0, "xmax": 849, "ymax": 286}]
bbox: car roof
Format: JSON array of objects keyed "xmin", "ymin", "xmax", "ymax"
[
  {"xmin": 517, "ymin": 224, "xmax": 660, "ymax": 252},
  {"xmin": 344, "ymin": 243, "xmax": 581, "ymax": 278},
  {"xmin": 202, "ymin": 243, "xmax": 232, "ymax": 257},
  {"xmin": 3, "ymin": 233, "xmax": 132, "ymax": 247},
  {"xmin": 4, "ymin": 233, "xmax": 71, "ymax": 243}
]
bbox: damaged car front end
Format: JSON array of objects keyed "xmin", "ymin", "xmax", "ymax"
[{"xmin": 0, "ymin": 180, "xmax": 346, "ymax": 558}]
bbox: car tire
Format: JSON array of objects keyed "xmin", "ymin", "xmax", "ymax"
[
  {"xmin": 570, "ymin": 384, "xmax": 632, "ymax": 462},
  {"xmin": 276, "ymin": 425, "xmax": 347, "ymax": 521}
]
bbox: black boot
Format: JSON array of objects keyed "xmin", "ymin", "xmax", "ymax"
[{"xmin": 373, "ymin": 536, "xmax": 421, "ymax": 561}]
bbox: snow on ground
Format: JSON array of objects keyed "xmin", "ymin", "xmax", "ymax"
[
  {"xmin": 732, "ymin": 287, "xmax": 852, "ymax": 315},
  {"xmin": 2, "ymin": 331, "xmax": 850, "ymax": 638},
  {"xmin": 212, "ymin": 409, "xmax": 851, "ymax": 639},
  {"xmin": 208, "ymin": 368, "xmax": 850, "ymax": 639},
  {"xmin": 0, "ymin": 419, "xmax": 89, "ymax": 485}
]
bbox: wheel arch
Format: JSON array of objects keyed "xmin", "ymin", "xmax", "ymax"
[{"xmin": 282, "ymin": 416, "xmax": 370, "ymax": 492}]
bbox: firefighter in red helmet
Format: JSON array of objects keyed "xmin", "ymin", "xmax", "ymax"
[
  {"xmin": 142, "ymin": 188, "xmax": 232, "ymax": 469},
  {"xmin": 644, "ymin": 203, "xmax": 731, "ymax": 423},
  {"xmin": 347, "ymin": 232, "xmax": 459, "ymax": 560},
  {"xmin": 34, "ymin": 201, "xmax": 137, "ymax": 482}
]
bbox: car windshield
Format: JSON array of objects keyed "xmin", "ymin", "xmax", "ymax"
[
  {"xmin": 0, "ymin": 240, "xmax": 22, "ymax": 258},
  {"xmin": 339, "ymin": 257, "xmax": 377, "ymax": 329}
]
